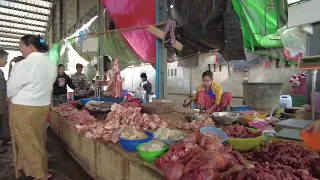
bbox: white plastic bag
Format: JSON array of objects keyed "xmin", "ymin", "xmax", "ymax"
[{"xmin": 278, "ymin": 25, "xmax": 309, "ymax": 57}]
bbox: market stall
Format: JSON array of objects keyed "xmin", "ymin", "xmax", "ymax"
[
  {"xmin": 49, "ymin": 100, "xmax": 320, "ymax": 180},
  {"xmin": 49, "ymin": 112, "xmax": 164, "ymax": 180}
]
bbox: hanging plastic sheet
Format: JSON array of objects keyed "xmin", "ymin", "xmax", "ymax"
[
  {"xmin": 104, "ymin": 32, "xmax": 142, "ymax": 70},
  {"xmin": 49, "ymin": 42, "xmax": 59, "ymax": 65},
  {"xmin": 166, "ymin": 0, "xmax": 246, "ymax": 62},
  {"xmin": 101, "ymin": 0, "xmax": 156, "ymax": 64},
  {"xmin": 231, "ymin": 0, "xmax": 287, "ymax": 50}
]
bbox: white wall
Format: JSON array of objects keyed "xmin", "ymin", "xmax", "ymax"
[
  {"xmin": 121, "ymin": 55, "xmax": 300, "ymax": 107},
  {"xmin": 121, "ymin": 65, "xmax": 156, "ymax": 93},
  {"xmin": 288, "ymin": 0, "xmax": 320, "ymax": 27}
]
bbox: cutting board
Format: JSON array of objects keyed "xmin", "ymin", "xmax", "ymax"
[
  {"xmin": 275, "ymin": 128, "xmax": 302, "ymax": 141},
  {"xmin": 141, "ymin": 102, "xmax": 174, "ymax": 115},
  {"xmin": 285, "ymin": 107, "xmax": 304, "ymax": 114},
  {"xmin": 275, "ymin": 119, "xmax": 313, "ymax": 132}
]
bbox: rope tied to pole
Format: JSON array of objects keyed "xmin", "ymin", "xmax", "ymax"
[{"xmin": 163, "ymin": 20, "xmax": 177, "ymax": 45}]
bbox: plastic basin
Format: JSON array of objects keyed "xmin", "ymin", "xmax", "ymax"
[
  {"xmin": 230, "ymin": 105, "xmax": 250, "ymax": 112},
  {"xmin": 79, "ymin": 98, "xmax": 99, "ymax": 105},
  {"xmin": 137, "ymin": 143, "xmax": 168, "ymax": 162},
  {"xmin": 242, "ymin": 111, "xmax": 267, "ymax": 123},
  {"xmin": 200, "ymin": 126, "xmax": 227, "ymax": 143},
  {"xmin": 300, "ymin": 131, "xmax": 320, "ymax": 151},
  {"xmin": 226, "ymin": 128, "xmax": 264, "ymax": 152},
  {"xmin": 119, "ymin": 131, "xmax": 153, "ymax": 152}
]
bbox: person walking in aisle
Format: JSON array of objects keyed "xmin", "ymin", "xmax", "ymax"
[
  {"xmin": 71, "ymin": 63, "xmax": 90, "ymax": 101},
  {"xmin": 7, "ymin": 35, "xmax": 57, "ymax": 180},
  {"xmin": 52, "ymin": 64, "xmax": 76, "ymax": 106},
  {"xmin": 0, "ymin": 49, "xmax": 10, "ymax": 149}
]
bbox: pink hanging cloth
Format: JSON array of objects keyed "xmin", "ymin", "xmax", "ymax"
[
  {"xmin": 112, "ymin": 59, "xmax": 123, "ymax": 98},
  {"xmin": 101, "ymin": 0, "xmax": 156, "ymax": 64}
]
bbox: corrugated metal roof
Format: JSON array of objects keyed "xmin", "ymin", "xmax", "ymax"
[{"xmin": 0, "ymin": 0, "xmax": 53, "ymax": 50}]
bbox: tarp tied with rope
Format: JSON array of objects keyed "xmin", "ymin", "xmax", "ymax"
[
  {"xmin": 231, "ymin": 0, "xmax": 287, "ymax": 50},
  {"xmin": 101, "ymin": 0, "xmax": 156, "ymax": 64}
]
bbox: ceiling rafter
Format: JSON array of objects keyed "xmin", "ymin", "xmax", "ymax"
[
  {"xmin": 0, "ymin": 29, "xmax": 44, "ymax": 37},
  {"xmin": 0, "ymin": 25, "xmax": 46, "ymax": 34},
  {"xmin": 4, "ymin": 0, "xmax": 51, "ymax": 10},
  {"xmin": 0, "ymin": 41, "xmax": 19, "ymax": 45},
  {"xmin": 0, "ymin": 0, "xmax": 54, "ymax": 50},
  {"xmin": 0, "ymin": 18, "xmax": 47, "ymax": 29},
  {"xmin": 0, "ymin": 4, "xmax": 50, "ymax": 17},
  {"xmin": 0, "ymin": 33, "xmax": 23, "ymax": 40},
  {"xmin": 0, "ymin": 12, "xmax": 47, "ymax": 23}
]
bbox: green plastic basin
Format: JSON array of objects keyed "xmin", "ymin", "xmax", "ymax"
[
  {"xmin": 136, "ymin": 143, "xmax": 168, "ymax": 162},
  {"xmin": 227, "ymin": 128, "xmax": 265, "ymax": 152}
]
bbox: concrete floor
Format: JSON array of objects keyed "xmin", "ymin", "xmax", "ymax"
[{"xmin": 0, "ymin": 129, "xmax": 94, "ymax": 180}]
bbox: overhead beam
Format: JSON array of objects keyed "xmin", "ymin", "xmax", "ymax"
[
  {"xmin": 0, "ymin": 18, "xmax": 47, "ymax": 29},
  {"xmin": 4, "ymin": 0, "xmax": 52, "ymax": 10},
  {"xmin": 0, "ymin": 4, "xmax": 50, "ymax": 17},
  {"xmin": 0, "ymin": 12, "xmax": 48, "ymax": 23}
]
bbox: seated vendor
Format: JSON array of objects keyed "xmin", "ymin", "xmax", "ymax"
[{"xmin": 193, "ymin": 70, "xmax": 232, "ymax": 113}]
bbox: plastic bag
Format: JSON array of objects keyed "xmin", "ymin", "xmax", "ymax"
[{"xmin": 278, "ymin": 25, "xmax": 308, "ymax": 57}]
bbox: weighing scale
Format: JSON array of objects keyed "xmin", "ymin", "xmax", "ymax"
[
  {"xmin": 275, "ymin": 55, "xmax": 320, "ymax": 140},
  {"xmin": 94, "ymin": 74, "xmax": 108, "ymax": 100}
]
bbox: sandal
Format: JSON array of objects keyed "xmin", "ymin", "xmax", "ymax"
[{"xmin": 32, "ymin": 173, "xmax": 52, "ymax": 180}]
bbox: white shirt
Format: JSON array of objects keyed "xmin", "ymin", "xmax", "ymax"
[{"xmin": 7, "ymin": 52, "xmax": 57, "ymax": 106}]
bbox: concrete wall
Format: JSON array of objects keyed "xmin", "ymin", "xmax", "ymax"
[
  {"xmin": 122, "ymin": 54, "xmax": 300, "ymax": 107},
  {"xmin": 121, "ymin": 65, "xmax": 156, "ymax": 93}
]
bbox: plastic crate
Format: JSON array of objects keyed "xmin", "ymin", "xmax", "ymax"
[
  {"xmin": 290, "ymin": 94, "xmax": 307, "ymax": 107},
  {"xmin": 100, "ymin": 95, "xmax": 124, "ymax": 104}
]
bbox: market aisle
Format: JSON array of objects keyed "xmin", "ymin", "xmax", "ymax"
[{"xmin": 0, "ymin": 129, "xmax": 94, "ymax": 180}]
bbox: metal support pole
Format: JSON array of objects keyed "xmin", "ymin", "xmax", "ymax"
[
  {"xmin": 156, "ymin": 0, "xmax": 168, "ymax": 99},
  {"xmin": 155, "ymin": 0, "xmax": 160, "ymax": 98},
  {"xmin": 98, "ymin": 0, "xmax": 104, "ymax": 56},
  {"xmin": 311, "ymin": 70, "xmax": 317, "ymax": 121}
]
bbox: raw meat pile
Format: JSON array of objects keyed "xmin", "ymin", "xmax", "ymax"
[
  {"xmin": 176, "ymin": 118, "xmax": 215, "ymax": 132},
  {"xmin": 222, "ymin": 124, "xmax": 262, "ymax": 138},
  {"xmin": 155, "ymin": 133, "xmax": 248, "ymax": 180},
  {"xmin": 223, "ymin": 141, "xmax": 320, "ymax": 179},
  {"xmin": 82, "ymin": 103, "xmax": 169, "ymax": 143},
  {"xmin": 246, "ymin": 141, "xmax": 319, "ymax": 169},
  {"xmin": 309, "ymin": 158, "xmax": 320, "ymax": 179},
  {"xmin": 68, "ymin": 109, "xmax": 96, "ymax": 125},
  {"xmin": 223, "ymin": 162, "xmax": 314, "ymax": 180},
  {"xmin": 242, "ymin": 110, "xmax": 260, "ymax": 116},
  {"xmin": 55, "ymin": 102, "xmax": 76, "ymax": 116}
]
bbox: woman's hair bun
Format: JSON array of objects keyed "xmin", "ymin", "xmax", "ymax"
[{"xmin": 20, "ymin": 35, "xmax": 49, "ymax": 53}]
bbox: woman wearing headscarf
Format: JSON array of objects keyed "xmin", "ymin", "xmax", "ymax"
[
  {"xmin": 193, "ymin": 70, "xmax": 232, "ymax": 113},
  {"xmin": 7, "ymin": 35, "xmax": 57, "ymax": 180},
  {"xmin": 52, "ymin": 64, "xmax": 76, "ymax": 106}
]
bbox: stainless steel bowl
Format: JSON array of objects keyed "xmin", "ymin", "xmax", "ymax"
[{"xmin": 212, "ymin": 112, "xmax": 242, "ymax": 125}]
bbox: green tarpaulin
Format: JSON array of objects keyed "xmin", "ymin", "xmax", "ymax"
[
  {"xmin": 104, "ymin": 32, "xmax": 142, "ymax": 70},
  {"xmin": 232, "ymin": 0, "xmax": 287, "ymax": 51}
]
